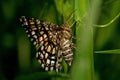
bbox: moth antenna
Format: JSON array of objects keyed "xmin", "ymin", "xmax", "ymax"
[{"xmin": 65, "ymin": 9, "xmax": 77, "ymax": 23}]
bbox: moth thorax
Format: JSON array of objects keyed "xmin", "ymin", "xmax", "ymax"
[
  {"xmin": 60, "ymin": 24, "xmax": 72, "ymax": 39},
  {"xmin": 62, "ymin": 30, "xmax": 72, "ymax": 39}
]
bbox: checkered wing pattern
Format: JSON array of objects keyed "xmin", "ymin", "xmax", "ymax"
[
  {"xmin": 19, "ymin": 16, "xmax": 62, "ymax": 72},
  {"xmin": 19, "ymin": 16, "xmax": 74, "ymax": 72}
]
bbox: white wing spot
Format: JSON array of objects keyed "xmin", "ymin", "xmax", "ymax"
[
  {"xmin": 31, "ymin": 31, "xmax": 35, "ymax": 35},
  {"xmin": 26, "ymin": 30, "xmax": 28, "ymax": 33},
  {"xmin": 43, "ymin": 51, "xmax": 45, "ymax": 54},
  {"xmin": 51, "ymin": 61, "xmax": 55, "ymax": 64},
  {"xmin": 24, "ymin": 22, "xmax": 28, "ymax": 25},
  {"xmin": 36, "ymin": 52, "xmax": 38, "ymax": 58},
  {"xmin": 41, "ymin": 64, "xmax": 44, "ymax": 68},
  {"xmin": 56, "ymin": 69, "xmax": 58, "ymax": 72},
  {"xmin": 41, "ymin": 46, "xmax": 44, "ymax": 51},
  {"xmin": 33, "ymin": 35, "xmax": 37, "ymax": 39},
  {"xmin": 27, "ymin": 34, "xmax": 30, "ymax": 37},
  {"xmin": 38, "ymin": 52, "xmax": 41, "ymax": 55},
  {"xmin": 51, "ymin": 56, "xmax": 55, "ymax": 59},
  {"xmin": 46, "ymin": 59, "xmax": 50, "ymax": 64},
  {"xmin": 39, "ymin": 37, "xmax": 43, "ymax": 42},
  {"xmin": 43, "ymin": 34, "xmax": 47, "ymax": 39},
  {"xmin": 45, "ymin": 67, "xmax": 48, "ymax": 71},
  {"xmin": 50, "ymin": 67, "xmax": 54, "ymax": 71},
  {"xmin": 40, "ymin": 53, "xmax": 44, "ymax": 59},
  {"xmin": 38, "ymin": 60, "xmax": 41, "ymax": 64},
  {"xmin": 30, "ymin": 38, "xmax": 33, "ymax": 41},
  {"xmin": 45, "ymin": 53, "xmax": 48, "ymax": 59},
  {"xmin": 33, "ymin": 41, "xmax": 37, "ymax": 45}
]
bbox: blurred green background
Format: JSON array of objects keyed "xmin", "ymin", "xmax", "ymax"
[{"xmin": 0, "ymin": 0, "xmax": 120, "ymax": 80}]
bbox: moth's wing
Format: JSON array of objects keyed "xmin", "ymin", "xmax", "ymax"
[
  {"xmin": 36, "ymin": 41, "xmax": 63, "ymax": 72},
  {"xmin": 20, "ymin": 16, "xmax": 63, "ymax": 72},
  {"xmin": 20, "ymin": 16, "xmax": 43, "ymax": 47},
  {"xmin": 19, "ymin": 16, "xmax": 54, "ymax": 47}
]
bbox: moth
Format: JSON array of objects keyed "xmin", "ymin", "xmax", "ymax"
[{"xmin": 19, "ymin": 16, "xmax": 74, "ymax": 72}]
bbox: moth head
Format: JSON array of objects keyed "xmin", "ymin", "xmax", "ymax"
[
  {"xmin": 61, "ymin": 23, "xmax": 71, "ymax": 31},
  {"xmin": 60, "ymin": 23, "xmax": 72, "ymax": 39}
]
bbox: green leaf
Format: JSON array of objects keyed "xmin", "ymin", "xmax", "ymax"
[
  {"xmin": 94, "ymin": 12, "xmax": 120, "ymax": 27},
  {"xmin": 95, "ymin": 49, "xmax": 120, "ymax": 54},
  {"xmin": 70, "ymin": 0, "xmax": 102, "ymax": 80}
]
